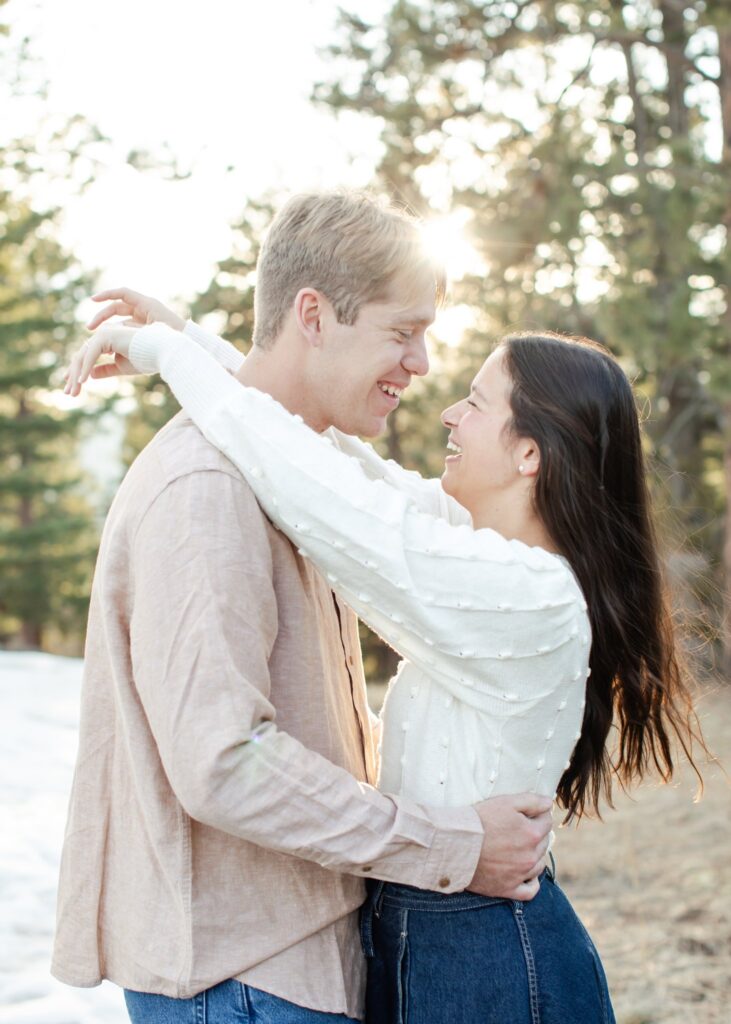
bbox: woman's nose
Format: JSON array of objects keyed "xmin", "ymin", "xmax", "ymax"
[{"xmin": 441, "ymin": 401, "xmax": 460, "ymax": 429}]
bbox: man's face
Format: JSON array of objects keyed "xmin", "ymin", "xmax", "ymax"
[{"xmin": 312, "ymin": 276, "xmax": 436, "ymax": 437}]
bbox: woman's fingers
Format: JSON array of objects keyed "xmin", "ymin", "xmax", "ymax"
[
  {"xmin": 86, "ymin": 300, "xmax": 135, "ymax": 330},
  {"xmin": 89, "ymin": 353, "xmax": 137, "ymax": 379},
  {"xmin": 63, "ymin": 337, "xmax": 105, "ymax": 395},
  {"xmin": 63, "ymin": 344, "xmax": 88, "ymax": 395},
  {"xmin": 90, "ymin": 362, "xmax": 122, "ymax": 380},
  {"xmin": 511, "ymin": 877, "xmax": 541, "ymax": 901},
  {"xmin": 91, "ymin": 287, "xmax": 144, "ymax": 305},
  {"xmin": 79, "ymin": 336, "xmax": 107, "ymax": 384}
]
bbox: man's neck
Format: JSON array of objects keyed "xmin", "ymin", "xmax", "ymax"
[{"xmin": 235, "ymin": 346, "xmax": 330, "ymax": 433}]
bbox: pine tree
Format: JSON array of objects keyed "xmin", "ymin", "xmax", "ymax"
[
  {"xmin": 315, "ymin": 0, "xmax": 730, "ymax": 670},
  {"xmin": 0, "ymin": 180, "xmax": 98, "ymax": 648}
]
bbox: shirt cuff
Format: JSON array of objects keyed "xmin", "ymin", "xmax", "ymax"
[{"xmin": 415, "ymin": 805, "xmax": 484, "ymax": 893}]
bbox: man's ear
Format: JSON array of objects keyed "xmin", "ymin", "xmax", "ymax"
[{"xmin": 294, "ymin": 288, "xmax": 325, "ymax": 348}]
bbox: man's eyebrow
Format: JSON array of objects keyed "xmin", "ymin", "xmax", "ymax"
[{"xmin": 389, "ymin": 309, "xmax": 435, "ymax": 326}]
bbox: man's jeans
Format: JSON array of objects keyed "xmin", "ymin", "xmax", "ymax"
[{"xmin": 124, "ymin": 979, "xmax": 361, "ymax": 1023}]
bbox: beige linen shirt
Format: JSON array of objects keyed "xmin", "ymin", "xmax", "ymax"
[{"xmin": 52, "ymin": 413, "xmax": 484, "ymax": 1018}]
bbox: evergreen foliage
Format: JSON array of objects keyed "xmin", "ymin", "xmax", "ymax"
[
  {"xmin": 120, "ymin": 0, "xmax": 730, "ymax": 677},
  {"xmin": 0, "ymin": 173, "xmax": 98, "ymax": 649},
  {"xmin": 312, "ymin": 0, "xmax": 731, "ymax": 673},
  {"xmin": 121, "ymin": 199, "xmax": 269, "ymax": 465}
]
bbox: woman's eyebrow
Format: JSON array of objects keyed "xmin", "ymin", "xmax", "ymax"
[{"xmin": 470, "ymin": 383, "xmax": 487, "ymax": 401}]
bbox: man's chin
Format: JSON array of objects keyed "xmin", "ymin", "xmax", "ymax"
[{"xmin": 339, "ymin": 413, "xmax": 388, "ymax": 438}]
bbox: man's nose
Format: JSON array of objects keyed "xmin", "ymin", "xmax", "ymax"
[{"xmin": 402, "ymin": 333, "xmax": 429, "ymax": 377}]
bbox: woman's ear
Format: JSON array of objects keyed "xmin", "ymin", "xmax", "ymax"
[
  {"xmin": 294, "ymin": 288, "xmax": 325, "ymax": 348},
  {"xmin": 518, "ymin": 439, "xmax": 541, "ymax": 478}
]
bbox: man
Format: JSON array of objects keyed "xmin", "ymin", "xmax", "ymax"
[{"xmin": 54, "ymin": 192, "xmax": 552, "ymax": 1023}]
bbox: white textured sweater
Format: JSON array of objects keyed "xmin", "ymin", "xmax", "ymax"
[{"xmin": 130, "ymin": 322, "xmax": 592, "ymax": 808}]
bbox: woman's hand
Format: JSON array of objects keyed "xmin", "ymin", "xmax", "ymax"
[
  {"xmin": 63, "ymin": 287, "xmax": 186, "ymax": 395},
  {"xmin": 64, "ymin": 324, "xmax": 140, "ymax": 397},
  {"xmin": 87, "ymin": 287, "xmax": 186, "ymax": 334}
]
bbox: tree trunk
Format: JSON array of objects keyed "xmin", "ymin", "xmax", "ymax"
[
  {"xmin": 659, "ymin": 0, "xmax": 690, "ymax": 138},
  {"xmin": 621, "ymin": 41, "xmax": 649, "ymax": 165},
  {"xmin": 16, "ymin": 396, "xmax": 41, "ymax": 648},
  {"xmin": 19, "ymin": 621, "xmax": 42, "ymax": 649}
]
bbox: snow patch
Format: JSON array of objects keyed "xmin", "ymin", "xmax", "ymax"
[{"xmin": 0, "ymin": 652, "xmax": 126, "ymax": 1022}]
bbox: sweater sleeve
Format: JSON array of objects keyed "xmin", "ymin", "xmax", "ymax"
[
  {"xmin": 327, "ymin": 429, "xmax": 472, "ymax": 526},
  {"xmin": 180, "ymin": 318, "xmax": 468, "ymax": 526},
  {"xmin": 183, "ymin": 319, "xmax": 246, "ymax": 373},
  {"xmin": 130, "ymin": 324, "xmax": 587, "ymax": 681}
]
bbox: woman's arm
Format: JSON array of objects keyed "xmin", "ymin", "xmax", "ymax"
[
  {"xmin": 182, "ymin": 320, "xmax": 468, "ymax": 524},
  {"xmin": 328, "ymin": 430, "xmax": 471, "ymax": 526},
  {"xmin": 130, "ymin": 323, "xmax": 586, "ymax": 677},
  {"xmin": 183, "ymin": 320, "xmax": 246, "ymax": 373}
]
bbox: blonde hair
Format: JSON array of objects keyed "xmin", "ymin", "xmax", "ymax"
[{"xmin": 252, "ymin": 190, "xmax": 446, "ymax": 348}]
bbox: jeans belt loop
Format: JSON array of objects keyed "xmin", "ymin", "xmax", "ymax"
[
  {"xmin": 548, "ymin": 850, "xmax": 557, "ymax": 882},
  {"xmin": 360, "ymin": 880, "xmax": 386, "ymax": 959}
]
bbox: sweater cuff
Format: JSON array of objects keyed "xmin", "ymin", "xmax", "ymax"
[
  {"xmin": 416, "ymin": 805, "xmax": 483, "ymax": 893},
  {"xmin": 130, "ymin": 322, "xmax": 182, "ymax": 375}
]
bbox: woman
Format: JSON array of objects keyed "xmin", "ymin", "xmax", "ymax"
[{"xmin": 66, "ymin": 317, "xmax": 704, "ymax": 1024}]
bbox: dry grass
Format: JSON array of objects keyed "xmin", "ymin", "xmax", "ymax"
[{"xmin": 367, "ymin": 681, "xmax": 731, "ymax": 1024}]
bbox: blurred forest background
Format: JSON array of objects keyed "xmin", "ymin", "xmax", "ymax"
[{"xmin": 1, "ymin": 0, "xmax": 730, "ymax": 685}]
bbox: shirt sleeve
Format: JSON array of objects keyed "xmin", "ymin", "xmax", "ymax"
[
  {"xmin": 130, "ymin": 323, "xmax": 586, "ymax": 682},
  {"xmin": 131, "ymin": 468, "xmax": 483, "ymax": 890}
]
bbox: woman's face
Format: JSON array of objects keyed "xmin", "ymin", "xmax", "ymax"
[{"xmin": 440, "ymin": 348, "xmax": 527, "ymax": 513}]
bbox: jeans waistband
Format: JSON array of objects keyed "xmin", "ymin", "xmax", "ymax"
[{"xmin": 360, "ymin": 859, "xmax": 556, "ymax": 959}]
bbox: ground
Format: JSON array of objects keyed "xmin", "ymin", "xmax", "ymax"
[
  {"xmin": 1, "ymin": 653, "xmax": 728, "ymax": 1024},
  {"xmin": 550, "ymin": 684, "xmax": 730, "ymax": 1024}
]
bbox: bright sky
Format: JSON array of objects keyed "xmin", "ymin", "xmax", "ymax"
[
  {"xmin": 4, "ymin": 0, "xmax": 481, "ymax": 470},
  {"xmin": 5, "ymin": 0, "xmax": 392, "ymax": 317}
]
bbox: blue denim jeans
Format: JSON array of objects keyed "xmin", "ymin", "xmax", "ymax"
[
  {"xmin": 124, "ymin": 979, "xmax": 361, "ymax": 1023},
  {"xmin": 361, "ymin": 867, "xmax": 616, "ymax": 1024}
]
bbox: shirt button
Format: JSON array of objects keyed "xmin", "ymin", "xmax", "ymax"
[
  {"xmin": 438, "ymin": 877, "xmax": 450, "ymax": 889},
  {"xmin": 362, "ymin": 865, "xmax": 372, "ymax": 873},
  {"xmin": 348, "ymin": 654, "xmax": 354, "ymax": 666}
]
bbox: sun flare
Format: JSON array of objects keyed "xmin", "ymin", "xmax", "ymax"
[{"xmin": 420, "ymin": 211, "xmax": 481, "ymax": 283}]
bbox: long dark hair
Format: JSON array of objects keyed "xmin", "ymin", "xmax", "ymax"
[{"xmin": 501, "ymin": 331, "xmax": 707, "ymax": 822}]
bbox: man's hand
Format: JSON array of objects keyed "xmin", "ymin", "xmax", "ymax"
[
  {"xmin": 87, "ymin": 287, "xmax": 185, "ymax": 335},
  {"xmin": 468, "ymin": 793, "xmax": 553, "ymax": 901}
]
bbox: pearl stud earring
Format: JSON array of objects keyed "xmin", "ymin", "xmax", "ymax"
[{"xmin": 518, "ymin": 464, "xmax": 525, "ymax": 474}]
